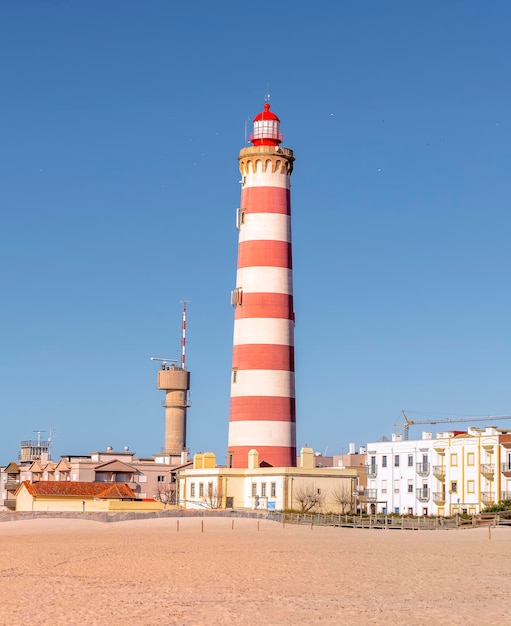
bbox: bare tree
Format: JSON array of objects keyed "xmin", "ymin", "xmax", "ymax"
[
  {"xmin": 202, "ymin": 482, "xmax": 223, "ymax": 509},
  {"xmin": 155, "ymin": 482, "xmax": 176, "ymax": 508},
  {"xmin": 331, "ymin": 483, "xmax": 353, "ymax": 514},
  {"xmin": 294, "ymin": 483, "xmax": 325, "ymax": 513}
]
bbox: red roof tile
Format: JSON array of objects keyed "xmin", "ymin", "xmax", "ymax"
[{"xmin": 18, "ymin": 481, "xmax": 136, "ymax": 499}]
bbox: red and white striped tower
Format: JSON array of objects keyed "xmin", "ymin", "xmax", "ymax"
[
  {"xmin": 228, "ymin": 102, "xmax": 296, "ymax": 469},
  {"xmin": 181, "ymin": 300, "xmax": 188, "ymax": 370}
]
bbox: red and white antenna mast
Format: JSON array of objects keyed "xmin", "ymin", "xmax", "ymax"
[{"xmin": 181, "ymin": 300, "xmax": 189, "ymax": 370}]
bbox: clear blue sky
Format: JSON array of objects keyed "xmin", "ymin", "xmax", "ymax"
[{"xmin": 1, "ymin": 1, "xmax": 510, "ymax": 464}]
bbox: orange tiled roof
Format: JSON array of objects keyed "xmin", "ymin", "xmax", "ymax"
[{"xmin": 18, "ymin": 481, "xmax": 136, "ymax": 499}]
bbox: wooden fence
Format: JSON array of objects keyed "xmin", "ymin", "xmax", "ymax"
[{"xmin": 266, "ymin": 510, "xmax": 511, "ymax": 530}]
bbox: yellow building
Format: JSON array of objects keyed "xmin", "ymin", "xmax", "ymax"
[
  {"xmin": 15, "ymin": 481, "xmax": 164, "ymax": 513},
  {"xmin": 178, "ymin": 448, "xmax": 363, "ymax": 513}
]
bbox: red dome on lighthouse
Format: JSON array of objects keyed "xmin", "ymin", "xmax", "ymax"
[
  {"xmin": 253, "ymin": 102, "xmax": 280, "ymax": 123},
  {"xmin": 250, "ymin": 103, "xmax": 283, "ymax": 146}
]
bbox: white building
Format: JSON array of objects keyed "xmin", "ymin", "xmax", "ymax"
[{"xmin": 366, "ymin": 426, "xmax": 510, "ymax": 516}]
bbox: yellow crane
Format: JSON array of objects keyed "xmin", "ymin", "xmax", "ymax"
[{"xmin": 394, "ymin": 410, "xmax": 511, "ymax": 440}]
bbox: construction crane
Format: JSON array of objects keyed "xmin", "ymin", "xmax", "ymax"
[{"xmin": 394, "ymin": 410, "xmax": 511, "ymax": 440}]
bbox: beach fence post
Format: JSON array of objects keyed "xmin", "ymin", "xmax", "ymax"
[
  {"xmin": 257, "ymin": 520, "xmax": 260, "ymax": 532},
  {"xmin": 488, "ymin": 525, "xmax": 492, "ymax": 540},
  {"xmin": 177, "ymin": 520, "xmax": 179, "ymax": 532},
  {"xmin": 201, "ymin": 520, "xmax": 204, "ymax": 533},
  {"xmin": 232, "ymin": 519, "xmax": 234, "ymax": 530}
]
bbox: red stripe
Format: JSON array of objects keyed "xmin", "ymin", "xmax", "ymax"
[
  {"xmin": 234, "ymin": 292, "xmax": 294, "ymax": 320},
  {"xmin": 227, "ymin": 445, "xmax": 297, "ymax": 468},
  {"xmin": 238, "ymin": 240, "xmax": 292, "ymax": 269},
  {"xmin": 241, "ymin": 187, "xmax": 290, "ymax": 215},
  {"xmin": 232, "ymin": 344, "xmax": 294, "ymax": 371},
  {"xmin": 230, "ymin": 396, "xmax": 296, "ymax": 422}
]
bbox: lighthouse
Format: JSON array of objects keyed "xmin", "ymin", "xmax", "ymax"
[{"xmin": 227, "ymin": 102, "xmax": 296, "ymax": 469}]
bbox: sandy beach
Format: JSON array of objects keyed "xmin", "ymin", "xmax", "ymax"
[{"xmin": 0, "ymin": 517, "xmax": 509, "ymax": 625}]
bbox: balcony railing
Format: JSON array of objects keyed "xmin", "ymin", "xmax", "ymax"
[
  {"xmin": 366, "ymin": 465, "xmax": 377, "ymax": 478},
  {"xmin": 432, "ymin": 465, "xmax": 446, "ymax": 479},
  {"xmin": 95, "ymin": 477, "xmax": 135, "ymax": 484},
  {"xmin": 362, "ymin": 489, "xmax": 377, "ymax": 501},
  {"xmin": 432, "ymin": 491, "xmax": 446, "ymax": 504},
  {"xmin": 481, "ymin": 492, "xmax": 495, "ymax": 504},
  {"xmin": 480, "ymin": 464, "xmax": 495, "ymax": 477},
  {"xmin": 416, "ymin": 488, "xmax": 430, "ymax": 502},
  {"xmin": 500, "ymin": 491, "xmax": 511, "ymax": 501},
  {"xmin": 501, "ymin": 463, "xmax": 511, "ymax": 474},
  {"xmin": 5, "ymin": 481, "xmax": 20, "ymax": 491},
  {"xmin": 416, "ymin": 463, "xmax": 430, "ymax": 477}
]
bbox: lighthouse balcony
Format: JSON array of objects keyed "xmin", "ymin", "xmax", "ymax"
[
  {"xmin": 250, "ymin": 130, "xmax": 284, "ymax": 143},
  {"xmin": 240, "ymin": 144, "xmax": 293, "ymax": 158}
]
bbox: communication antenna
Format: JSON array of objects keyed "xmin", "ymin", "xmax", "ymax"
[
  {"xmin": 181, "ymin": 300, "xmax": 189, "ymax": 370},
  {"xmin": 34, "ymin": 430, "xmax": 46, "ymax": 446},
  {"xmin": 150, "ymin": 357, "xmax": 177, "ymax": 369},
  {"xmin": 264, "ymin": 84, "xmax": 270, "ymax": 103}
]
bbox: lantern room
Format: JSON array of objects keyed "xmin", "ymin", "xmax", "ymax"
[{"xmin": 250, "ymin": 103, "xmax": 284, "ymax": 146}]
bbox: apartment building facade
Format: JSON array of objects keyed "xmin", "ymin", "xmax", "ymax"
[
  {"xmin": 366, "ymin": 427, "xmax": 511, "ymax": 516},
  {"xmin": 1, "ymin": 447, "xmax": 192, "ymax": 511}
]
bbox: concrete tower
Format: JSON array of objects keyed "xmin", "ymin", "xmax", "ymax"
[
  {"xmin": 157, "ymin": 364, "xmax": 189, "ymax": 454},
  {"xmin": 153, "ymin": 304, "xmax": 190, "ymax": 458},
  {"xmin": 228, "ymin": 102, "xmax": 296, "ymax": 469}
]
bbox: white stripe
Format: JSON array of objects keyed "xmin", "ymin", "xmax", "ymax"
[
  {"xmin": 236, "ymin": 266, "xmax": 293, "ymax": 294},
  {"xmin": 228, "ymin": 420, "xmax": 296, "ymax": 448},
  {"xmin": 230, "ymin": 369, "xmax": 295, "ymax": 397},
  {"xmin": 239, "ymin": 213, "xmax": 291, "ymax": 243},
  {"xmin": 233, "ymin": 318, "xmax": 294, "ymax": 346},
  {"xmin": 245, "ymin": 170, "xmax": 290, "ymax": 189}
]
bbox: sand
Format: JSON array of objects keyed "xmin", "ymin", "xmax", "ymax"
[{"xmin": 0, "ymin": 517, "xmax": 509, "ymax": 625}]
